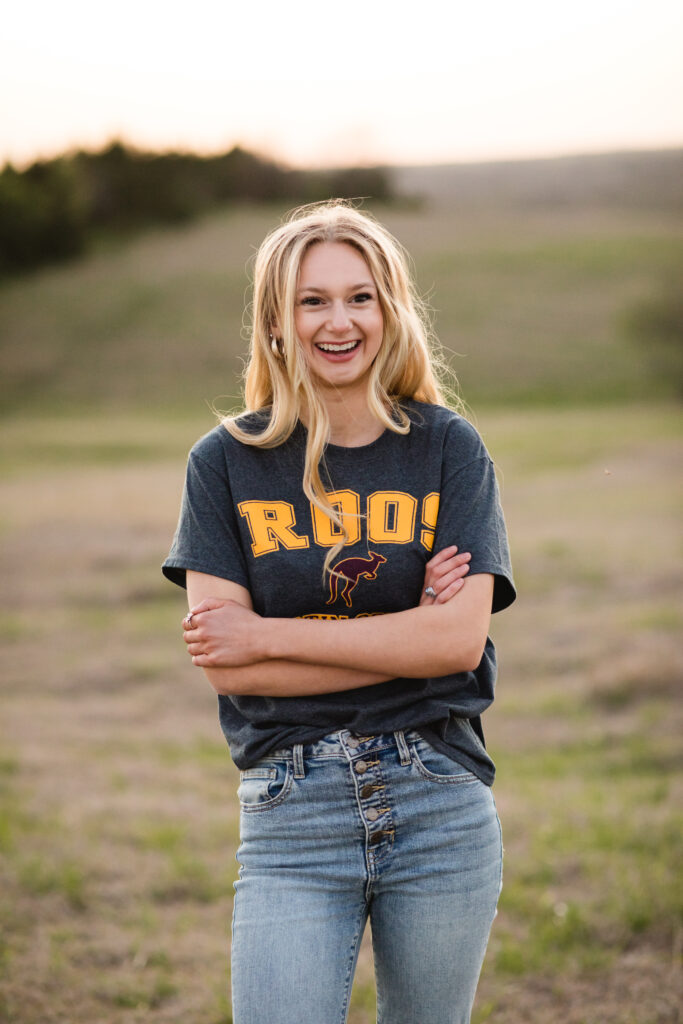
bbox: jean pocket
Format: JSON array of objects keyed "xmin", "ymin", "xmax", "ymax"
[
  {"xmin": 410, "ymin": 738, "xmax": 479, "ymax": 784},
  {"xmin": 238, "ymin": 760, "xmax": 293, "ymax": 812}
]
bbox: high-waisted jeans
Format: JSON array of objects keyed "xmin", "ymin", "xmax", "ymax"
[{"xmin": 231, "ymin": 729, "xmax": 503, "ymax": 1024}]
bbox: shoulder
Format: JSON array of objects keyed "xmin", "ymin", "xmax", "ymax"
[
  {"xmin": 187, "ymin": 424, "xmax": 231, "ymax": 467},
  {"xmin": 402, "ymin": 400, "xmax": 489, "ymax": 466},
  {"xmin": 188, "ymin": 411, "xmax": 272, "ymax": 464}
]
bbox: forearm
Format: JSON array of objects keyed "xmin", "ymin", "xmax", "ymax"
[
  {"xmin": 261, "ymin": 577, "xmax": 493, "ymax": 677},
  {"xmin": 202, "ymin": 659, "xmax": 391, "ymax": 697},
  {"xmin": 183, "ymin": 562, "xmax": 489, "ymax": 683}
]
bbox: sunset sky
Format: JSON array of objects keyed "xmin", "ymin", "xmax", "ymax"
[{"xmin": 2, "ymin": 0, "xmax": 682, "ymax": 168}]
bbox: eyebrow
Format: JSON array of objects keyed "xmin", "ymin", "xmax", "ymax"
[{"xmin": 296, "ymin": 282, "xmax": 376, "ymax": 295}]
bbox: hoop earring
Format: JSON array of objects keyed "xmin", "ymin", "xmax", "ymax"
[{"xmin": 270, "ymin": 334, "xmax": 281, "ymax": 357}]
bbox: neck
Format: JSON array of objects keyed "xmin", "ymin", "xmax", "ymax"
[{"xmin": 305, "ymin": 387, "xmax": 385, "ymax": 448}]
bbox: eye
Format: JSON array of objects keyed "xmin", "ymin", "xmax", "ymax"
[
  {"xmin": 300, "ymin": 296, "xmax": 323, "ymax": 306},
  {"xmin": 351, "ymin": 292, "xmax": 373, "ymax": 303}
]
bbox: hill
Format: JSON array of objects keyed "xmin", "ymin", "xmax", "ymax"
[
  {"xmin": 1, "ymin": 149, "xmax": 681, "ymax": 414},
  {"xmin": 392, "ymin": 148, "xmax": 683, "ymax": 211}
]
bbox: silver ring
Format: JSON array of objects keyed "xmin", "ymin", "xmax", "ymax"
[
  {"xmin": 424, "ymin": 586, "xmax": 437, "ymax": 599},
  {"xmin": 185, "ymin": 613, "xmax": 194, "ymax": 630}
]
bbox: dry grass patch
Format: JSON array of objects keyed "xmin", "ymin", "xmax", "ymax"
[{"xmin": 0, "ymin": 402, "xmax": 681, "ymax": 1022}]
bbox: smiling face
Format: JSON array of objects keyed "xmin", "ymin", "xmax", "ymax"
[{"xmin": 293, "ymin": 241, "xmax": 384, "ymax": 399}]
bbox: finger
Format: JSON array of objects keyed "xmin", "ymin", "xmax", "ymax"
[
  {"xmin": 429, "ymin": 553, "xmax": 471, "ymax": 583},
  {"xmin": 432, "ymin": 562, "xmax": 471, "ymax": 589},
  {"xmin": 183, "ymin": 606, "xmax": 208, "ymax": 629},
  {"xmin": 424, "ymin": 551, "xmax": 470, "ymax": 583},
  {"xmin": 451, "ymin": 550, "xmax": 471, "ymax": 565},
  {"xmin": 436, "ymin": 577, "xmax": 466, "ymax": 604},
  {"xmin": 425, "ymin": 545, "xmax": 458, "ymax": 569},
  {"xmin": 191, "ymin": 654, "xmax": 211, "ymax": 667},
  {"xmin": 186, "ymin": 642, "xmax": 206, "ymax": 656},
  {"xmin": 419, "ymin": 585, "xmax": 438, "ymax": 606}
]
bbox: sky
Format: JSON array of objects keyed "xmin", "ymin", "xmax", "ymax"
[{"xmin": 1, "ymin": 0, "xmax": 682, "ymax": 169}]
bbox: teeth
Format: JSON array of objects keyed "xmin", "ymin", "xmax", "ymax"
[{"xmin": 317, "ymin": 340, "xmax": 359, "ymax": 353}]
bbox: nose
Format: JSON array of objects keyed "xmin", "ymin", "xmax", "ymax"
[{"xmin": 328, "ymin": 299, "xmax": 353, "ymax": 332}]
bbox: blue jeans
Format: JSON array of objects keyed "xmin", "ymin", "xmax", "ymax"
[{"xmin": 231, "ymin": 729, "xmax": 502, "ymax": 1024}]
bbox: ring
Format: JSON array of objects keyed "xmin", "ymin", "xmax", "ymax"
[
  {"xmin": 185, "ymin": 613, "xmax": 194, "ymax": 630},
  {"xmin": 424, "ymin": 586, "xmax": 437, "ymax": 599}
]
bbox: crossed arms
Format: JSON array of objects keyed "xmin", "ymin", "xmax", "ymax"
[{"xmin": 180, "ymin": 546, "xmax": 494, "ymax": 698}]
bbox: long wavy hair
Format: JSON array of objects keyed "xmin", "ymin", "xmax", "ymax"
[{"xmin": 224, "ymin": 200, "xmax": 461, "ymax": 579}]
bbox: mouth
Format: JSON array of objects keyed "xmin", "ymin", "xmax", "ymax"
[{"xmin": 315, "ymin": 339, "xmax": 362, "ymax": 355}]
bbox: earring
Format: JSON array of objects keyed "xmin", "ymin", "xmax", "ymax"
[{"xmin": 270, "ymin": 334, "xmax": 280, "ymax": 357}]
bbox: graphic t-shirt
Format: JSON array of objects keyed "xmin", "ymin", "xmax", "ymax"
[{"xmin": 163, "ymin": 400, "xmax": 515, "ymax": 782}]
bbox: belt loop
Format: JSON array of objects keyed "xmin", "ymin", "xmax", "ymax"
[
  {"xmin": 292, "ymin": 743, "xmax": 305, "ymax": 779},
  {"xmin": 395, "ymin": 730, "xmax": 411, "ymax": 766}
]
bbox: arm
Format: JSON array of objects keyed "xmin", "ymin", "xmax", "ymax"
[
  {"xmin": 185, "ymin": 570, "xmax": 492, "ymax": 692},
  {"xmin": 185, "ymin": 546, "xmax": 475, "ymax": 697},
  {"xmin": 198, "ymin": 574, "xmax": 493, "ymax": 680},
  {"xmin": 268, "ymin": 574, "xmax": 493, "ymax": 677},
  {"xmin": 186, "ymin": 571, "xmax": 391, "ymax": 697}
]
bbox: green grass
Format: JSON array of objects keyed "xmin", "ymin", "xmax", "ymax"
[
  {"xmin": 99, "ymin": 974, "xmax": 178, "ymax": 1010},
  {"xmin": 0, "ymin": 411, "xmax": 210, "ymax": 476},
  {"xmin": 0, "ymin": 401, "xmax": 677, "ymax": 1021},
  {"xmin": 1, "ymin": 198, "xmax": 681, "ymax": 417},
  {"xmin": 0, "ymin": 179, "xmax": 681, "ymax": 1020},
  {"xmin": 18, "ymin": 858, "xmax": 88, "ymax": 911}
]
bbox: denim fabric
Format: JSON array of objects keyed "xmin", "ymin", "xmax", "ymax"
[{"xmin": 231, "ymin": 730, "xmax": 503, "ymax": 1024}]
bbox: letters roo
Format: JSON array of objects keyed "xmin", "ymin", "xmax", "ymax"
[{"xmin": 327, "ymin": 551, "xmax": 387, "ymax": 609}]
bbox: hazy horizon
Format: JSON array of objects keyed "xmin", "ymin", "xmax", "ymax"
[
  {"xmin": 4, "ymin": 137, "xmax": 682, "ymax": 174},
  {"xmin": 3, "ymin": 0, "xmax": 682, "ymax": 171}
]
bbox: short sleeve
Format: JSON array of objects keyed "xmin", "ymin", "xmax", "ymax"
[
  {"xmin": 162, "ymin": 447, "xmax": 250, "ymax": 591},
  {"xmin": 433, "ymin": 441, "xmax": 516, "ymax": 614}
]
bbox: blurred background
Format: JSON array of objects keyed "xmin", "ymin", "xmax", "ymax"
[{"xmin": 1, "ymin": 2, "xmax": 681, "ymax": 1021}]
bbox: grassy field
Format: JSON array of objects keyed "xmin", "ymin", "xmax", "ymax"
[
  {"xmin": 0, "ymin": 402, "xmax": 680, "ymax": 1023},
  {"xmin": 1, "ymin": 185, "xmax": 682, "ymax": 416},
  {"xmin": 1, "ymin": 167, "xmax": 681, "ymax": 1020}
]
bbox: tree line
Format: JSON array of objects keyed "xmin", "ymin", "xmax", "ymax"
[{"xmin": 0, "ymin": 141, "xmax": 393, "ymax": 275}]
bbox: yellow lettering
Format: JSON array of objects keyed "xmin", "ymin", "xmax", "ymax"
[
  {"xmin": 310, "ymin": 490, "xmax": 361, "ymax": 547},
  {"xmin": 420, "ymin": 492, "xmax": 440, "ymax": 551},
  {"xmin": 367, "ymin": 491, "xmax": 417, "ymax": 545},
  {"xmin": 238, "ymin": 500, "xmax": 309, "ymax": 557}
]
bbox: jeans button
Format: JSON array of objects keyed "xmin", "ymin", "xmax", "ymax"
[
  {"xmin": 360, "ymin": 783, "xmax": 374, "ymax": 798},
  {"xmin": 366, "ymin": 807, "xmax": 380, "ymax": 822},
  {"xmin": 355, "ymin": 760, "xmax": 368, "ymax": 775},
  {"xmin": 369, "ymin": 830, "xmax": 384, "ymax": 845},
  {"xmin": 346, "ymin": 736, "xmax": 360, "ymax": 748}
]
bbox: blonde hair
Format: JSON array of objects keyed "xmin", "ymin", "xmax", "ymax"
[{"xmin": 224, "ymin": 200, "xmax": 461, "ymax": 578}]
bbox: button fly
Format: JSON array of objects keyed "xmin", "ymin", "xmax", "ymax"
[
  {"xmin": 355, "ymin": 760, "xmax": 368, "ymax": 775},
  {"xmin": 369, "ymin": 831, "xmax": 385, "ymax": 845},
  {"xmin": 346, "ymin": 736, "xmax": 360, "ymax": 748},
  {"xmin": 366, "ymin": 808, "xmax": 380, "ymax": 821},
  {"xmin": 360, "ymin": 783, "xmax": 374, "ymax": 798}
]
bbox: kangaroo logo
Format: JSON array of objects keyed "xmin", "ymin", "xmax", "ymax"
[{"xmin": 327, "ymin": 551, "xmax": 387, "ymax": 608}]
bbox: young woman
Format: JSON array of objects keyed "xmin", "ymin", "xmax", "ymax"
[{"xmin": 163, "ymin": 202, "xmax": 515, "ymax": 1024}]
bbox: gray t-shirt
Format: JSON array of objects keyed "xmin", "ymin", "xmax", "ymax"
[{"xmin": 163, "ymin": 400, "xmax": 515, "ymax": 783}]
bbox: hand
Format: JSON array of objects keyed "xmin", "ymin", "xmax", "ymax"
[
  {"xmin": 182, "ymin": 597, "xmax": 264, "ymax": 668},
  {"xmin": 419, "ymin": 545, "xmax": 471, "ymax": 606}
]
